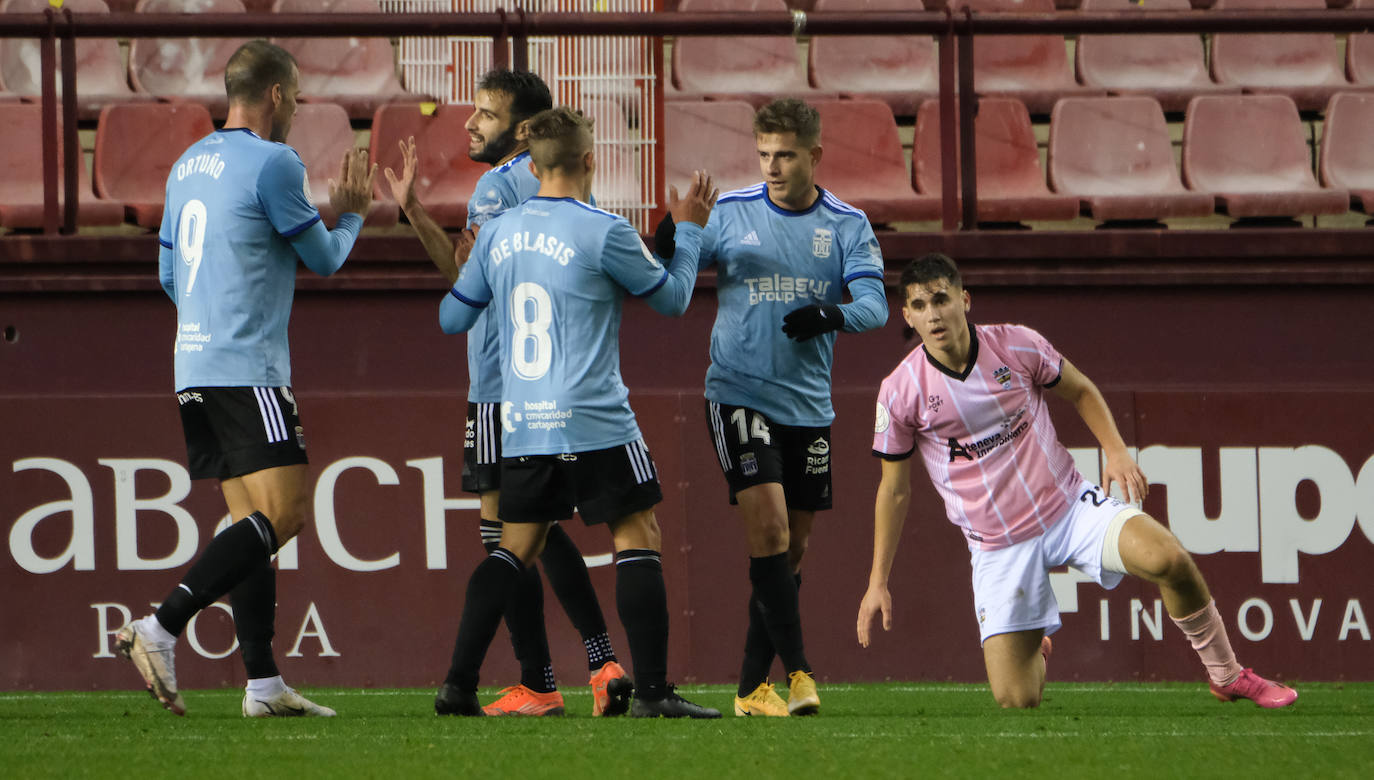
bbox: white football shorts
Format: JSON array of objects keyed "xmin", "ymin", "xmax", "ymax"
[{"xmin": 968, "ymin": 479, "xmax": 1143, "ymax": 643}]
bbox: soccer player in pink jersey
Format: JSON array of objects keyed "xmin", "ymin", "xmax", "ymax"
[{"xmin": 856, "ymin": 253, "xmax": 1298, "ymax": 709}]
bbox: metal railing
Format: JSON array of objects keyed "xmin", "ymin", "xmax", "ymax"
[{"xmin": 5, "ymin": 8, "xmax": 1374, "ymax": 235}]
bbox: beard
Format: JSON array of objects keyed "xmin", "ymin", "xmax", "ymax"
[
  {"xmin": 268, "ymin": 116, "xmax": 290, "ymax": 144},
  {"xmin": 469, "ymin": 126, "xmax": 518, "ymax": 165}
]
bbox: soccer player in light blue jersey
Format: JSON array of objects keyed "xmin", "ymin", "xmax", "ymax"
[
  {"xmin": 695, "ymin": 98, "xmax": 889, "ymax": 717},
  {"xmin": 114, "ymin": 40, "xmax": 375, "ymax": 719},
  {"xmin": 435, "ymin": 106, "xmax": 722, "ymax": 718},
  {"xmin": 384, "ymin": 69, "xmax": 630, "ymax": 718}
]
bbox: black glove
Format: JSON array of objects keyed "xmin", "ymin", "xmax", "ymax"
[
  {"xmin": 653, "ymin": 212, "xmax": 676, "ymax": 260},
  {"xmin": 781, "ymin": 303, "xmax": 844, "ymax": 341}
]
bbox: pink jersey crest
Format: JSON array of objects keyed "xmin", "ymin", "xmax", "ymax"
[{"xmin": 873, "ymin": 324, "xmax": 1083, "ymax": 550}]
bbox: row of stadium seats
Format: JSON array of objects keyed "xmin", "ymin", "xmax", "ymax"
[
  {"xmin": 6, "ymin": 91, "xmax": 1374, "ymax": 231},
  {"xmin": 670, "ymin": 94, "xmax": 1371, "ymax": 225},
  {"xmin": 669, "ymin": 0, "xmax": 1374, "ymax": 114},
  {"xmin": 0, "ymin": 0, "xmax": 426, "ymax": 120},
  {"xmin": 4, "ymin": 0, "xmax": 1371, "ymax": 122}
]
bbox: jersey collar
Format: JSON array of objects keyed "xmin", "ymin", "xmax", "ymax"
[
  {"xmin": 923, "ymin": 323, "xmax": 979, "ymax": 381},
  {"xmin": 763, "ymin": 185, "xmax": 826, "ymax": 217},
  {"xmin": 215, "ymin": 127, "xmax": 262, "ymax": 139}
]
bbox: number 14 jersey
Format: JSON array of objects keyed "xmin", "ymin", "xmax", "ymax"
[{"xmin": 451, "ymin": 196, "xmax": 673, "ymax": 456}]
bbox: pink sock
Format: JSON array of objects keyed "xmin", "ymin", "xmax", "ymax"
[{"xmin": 1171, "ymin": 599, "xmax": 1243, "ymax": 687}]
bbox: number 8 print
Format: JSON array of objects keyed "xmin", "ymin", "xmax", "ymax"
[{"xmin": 511, "ymin": 281, "xmax": 553, "ymax": 381}]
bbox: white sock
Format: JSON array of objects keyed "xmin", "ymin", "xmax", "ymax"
[
  {"xmin": 138, "ymin": 615, "xmax": 177, "ymax": 648},
  {"xmin": 246, "ymin": 675, "xmax": 288, "ymax": 698}
]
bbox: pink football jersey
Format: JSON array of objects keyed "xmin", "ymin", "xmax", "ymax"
[{"xmin": 873, "ymin": 323, "xmax": 1084, "ymax": 550}]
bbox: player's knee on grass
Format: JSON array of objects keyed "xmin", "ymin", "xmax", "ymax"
[{"xmin": 993, "ymin": 686, "xmax": 1043, "ymax": 709}]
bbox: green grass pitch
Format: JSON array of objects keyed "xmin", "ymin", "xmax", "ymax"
[{"xmin": 4, "ymin": 683, "xmax": 1372, "ymax": 779}]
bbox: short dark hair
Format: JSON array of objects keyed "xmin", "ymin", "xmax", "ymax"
[
  {"xmin": 753, "ymin": 98, "xmax": 820, "ymax": 146},
  {"xmin": 525, "ymin": 106, "xmax": 594, "ymax": 173},
  {"xmin": 224, "ymin": 40, "xmax": 297, "ymax": 104},
  {"xmin": 477, "ymin": 68, "xmax": 554, "ymax": 125},
  {"xmin": 899, "ymin": 254, "xmax": 963, "ymax": 341},
  {"xmin": 900, "ymin": 253, "xmax": 963, "ymax": 293}
]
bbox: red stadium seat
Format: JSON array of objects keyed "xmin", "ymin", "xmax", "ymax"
[
  {"xmin": 1075, "ymin": 0, "xmax": 1239, "ymax": 113},
  {"xmin": 913, "ymin": 97, "xmax": 1080, "ymax": 224},
  {"xmin": 670, "ymin": 0, "xmax": 834, "ymax": 107},
  {"xmin": 93, "ymin": 103, "xmax": 215, "ymax": 229},
  {"xmin": 128, "ymin": 0, "xmax": 251, "ymax": 120},
  {"xmin": 947, "ymin": 0, "xmax": 1104, "ymax": 114},
  {"xmin": 1210, "ymin": 0, "xmax": 1351, "ymax": 111},
  {"xmin": 1345, "ymin": 0, "xmax": 1374, "ymax": 86},
  {"xmin": 813, "ymin": 99, "xmax": 941, "ymax": 223},
  {"xmin": 286, "ymin": 103, "xmax": 399, "ymax": 228},
  {"xmin": 271, "ymin": 0, "xmax": 424, "ymax": 120},
  {"xmin": 665, "ymin": 100, "xmax": 762, "ymax": 195},
  {"xmin": 369, "ymin": 102, "xmax": 487, "ymax": 229},
  {"xmin": 0, "ymin": 104, "xmax": 124, "ymax": 229},
  {"xmin": 1048, "ymin": 96, "xmax": 1215, "ymax": 222},
  {"xmin": 807, "ymin": 0, "xmax": 938, "ymax": 117},
  {"xmin": 1317, "ymin": 91, "xmax": 1374, "ymax": 212},
  {"xmin": 0, "ymin": 0, "xmax": 155, "ymax": 120},
  {"xmin": 1182, "ymin": 94, "xmax": 1349, "ymax": 219}
]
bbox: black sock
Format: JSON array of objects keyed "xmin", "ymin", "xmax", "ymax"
[
  {"xmin": 738, "ymin": 593, "xmax": 775, "ymax": 698},
  {"xmin": 230, "ymin": 556, "xmax": 279, "ymax": 680},
  {"xmin": 444, "ymin": 548, "xmax": 523, "ymax": 691},
  {"xmin": 156, "ymin": 512, "xmax": 278, "ymax": 637},
  {"xmin": 614, "ymin": 549, "xmax": 668, "ymax": 702},
  {"xmin": 749, "ymin": 552, "xmax": 810, "ymax": 677},
  {"xmin": 540, "ymin": 523, "xmax": 615, "ymax": 669},
  {"xmin": 505, "ymin": 562, "xmax": 556, "ymax": 693},
  {"xmin": 479, "ymin": 518, "xmax": 503, "ymax": 553},
  {"xmin": 736, "ymin": 570, "xmax": 805, "ymax": 697}
]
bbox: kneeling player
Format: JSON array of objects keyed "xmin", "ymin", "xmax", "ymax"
[{"xmin": 857, "ymin": 253, "xmax": 1297, "ymax": 709}]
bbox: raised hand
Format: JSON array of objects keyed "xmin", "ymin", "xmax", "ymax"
[
  {"xmin": 382, "ymin": 136, "xmax": 418, "ymax": 211},
  {"xmin": 667, "ymin": 170, "xmax": 718, "ymax": 228},
  {"xmin": 329, "ymin": 147, "xmax": 377, "ymax": 217}
]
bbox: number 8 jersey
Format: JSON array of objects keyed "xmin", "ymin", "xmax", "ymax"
[
  {"xmin": 449, "ymin": 197, "xmax": 677, "ymax": 457},
  {"xmin": 157, "ymin": 128, "xmax": 322, "ymax": 391}
]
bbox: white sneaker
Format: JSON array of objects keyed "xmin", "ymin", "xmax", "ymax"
[
  {"xmin": 242, "ymin": 687, "xmax": 337, "ymax": 718},
  {"xmin": 115, "ymin": 619, "xmax": 185, "ymax": 716}
]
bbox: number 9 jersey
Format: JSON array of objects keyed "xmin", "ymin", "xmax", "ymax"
[
  {"xmin": 157, "ymin": 128, "xmax": 322, "ymax": 391},
  {"xmin": 448, "ymin": 196, "xmax": 681, "ymax": 457}
]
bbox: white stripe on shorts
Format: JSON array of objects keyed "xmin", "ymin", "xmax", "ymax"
[
  {"xmin": 708, "ymin": 401, "xmax": 731, "ymax": 471},
  {"xmin": 253, "ymin": 387, "xmax": 287, "ymax": 444},
  {"xmin": 474, "ymin": 402, "xmax": 499, "ymax": 465},
  {"xmin": 625, "ymin": 439, "xmax": 654, "ymax": 484}
]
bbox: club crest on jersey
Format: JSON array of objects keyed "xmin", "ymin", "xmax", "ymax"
[
  {"xmin": 874, "ymin": 402, "xmax": 891, "ymax": 434},
  {"xmin": 811, "ymin": 228, "xmax": 833, "ymax": 258},
  {"xmin": 993, "ymin": 366, "xmax": 1012, "ymax": 387},
  {"xmin": 740, "ymin": 452, "xmax": 759, "ymax": 476}
]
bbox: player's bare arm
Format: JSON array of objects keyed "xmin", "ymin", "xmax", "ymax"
[
  {"xmin": 384, "ymin": 136, "xmax": 464, "ymax": 284},
  {"xmin": 1050, "ymin": 358, "xmax": 1148, "ymax": 504},
  {"xmin": 858, "ymin": 457, "xmax": 911, "ymax": 647},
  {"xmin": 328, "ymin": 147, "xmax": 376, "ymax": 217}
]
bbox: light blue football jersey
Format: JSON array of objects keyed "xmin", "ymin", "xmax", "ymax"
[
  {"xmin": 158, "ymin": 128, "xmax": 321, "ymax": 390},
  {"xmin": 449, "ymin": 197, "xmax": 673, "ymax": 456},
  {"xmin": 463, "ymin": 151, "xmax": 539, "ymax": 403},
  {"xmin": 699, "ymin": 184, "xmax": 887, "ymax": 427}
]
